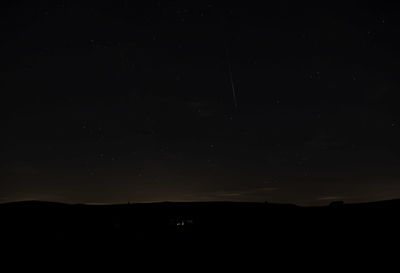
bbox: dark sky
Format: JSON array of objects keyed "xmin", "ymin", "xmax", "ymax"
[{"xmin": 2, "ymin": 1, "xmax": 400, "ymax": 205}]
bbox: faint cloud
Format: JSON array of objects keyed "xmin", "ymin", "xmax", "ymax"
[
  {"xmin": 317, "ymin": 196, "xmax": 345, "ymax": 201},
  {"xmin": 257, "ymin": 187, "xmax": 279, "ymax": 192},
  {"xmin": 0, "ymin": 197, "xmax": 10, "ymax": 203},
  {"xmin": 216, "ymin": 192, "xmax": 242, "ymax": 197},
  {"xmin": 185, "ymin": 186, "xmax": 280, "ymax": 201}
]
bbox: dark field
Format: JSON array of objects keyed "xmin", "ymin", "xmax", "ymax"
[{"xmin": 2, "ymin": 200, "xmax": 399, "ymax": 251}]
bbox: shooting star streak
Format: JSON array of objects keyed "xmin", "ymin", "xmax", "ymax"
[{"xmin": 227, "ymin": 50, "xmax": 238, "ymax": 109}]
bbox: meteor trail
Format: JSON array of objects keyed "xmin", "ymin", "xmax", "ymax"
[{"xmin": 227, "ymin": 49, "xmax": 238, "ymax": 109}]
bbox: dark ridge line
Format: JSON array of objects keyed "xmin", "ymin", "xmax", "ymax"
[{"xmin": 2, "ymin": 198, "xmax": 400, "ymax": 208}]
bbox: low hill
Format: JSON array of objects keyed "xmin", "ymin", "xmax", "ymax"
[{"xmin": 1, "ymin": 199, "xmax": 400, "ymax": 263}]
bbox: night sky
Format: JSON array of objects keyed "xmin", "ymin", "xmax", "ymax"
[{"xmin": 2, "ymin": 1, "xmax": 400, "ymax": 205}]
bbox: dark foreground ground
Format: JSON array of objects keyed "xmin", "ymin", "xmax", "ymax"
[{"xmin": 1, "ymin": 200, "xmax": 399, "ymax": 265}]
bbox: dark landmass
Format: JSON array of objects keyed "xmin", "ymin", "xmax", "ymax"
[
  {"xmin": 2, "ymin": 199, "xmax": 400, "ymax": 254},
  {"xmin": 2, "ymin": 200, "xmax": 396, "ymax": 269}
]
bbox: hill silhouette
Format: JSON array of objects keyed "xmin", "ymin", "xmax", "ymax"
[
  {"xmin": 2, "ymin": 199, "xmax": 399, "ymax": 268},
  {"xmin": 2, "ymin": 199, "xmax": 400, "ymax": 250}
]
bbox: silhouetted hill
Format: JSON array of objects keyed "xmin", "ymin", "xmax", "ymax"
[{"xmin": 2, "ymin": 199, "xmax": 400, "ymax": 262}]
